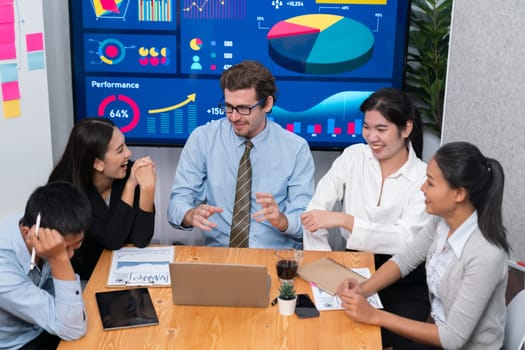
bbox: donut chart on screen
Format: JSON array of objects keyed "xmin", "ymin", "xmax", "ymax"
[
  {"xmin": 267, "ymin": 14, "xmax": 374, "ymax": 74},
  {"xmin": 97, "ymin": 94, "xmax": 140, "ymax": 133}
]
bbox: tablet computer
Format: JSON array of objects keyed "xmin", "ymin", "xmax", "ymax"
[{"xmin": 95, "ymin": 288, "xmax": 159, "ymax": 330}]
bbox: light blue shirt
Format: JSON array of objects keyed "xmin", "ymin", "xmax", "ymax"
[
  {"xmin": 0, "ymin": 214, "xmax": 86, "ymax": 350},
  {"xmin": 168, "ymin": 117, "xmax": 315, "ymax": 248}
]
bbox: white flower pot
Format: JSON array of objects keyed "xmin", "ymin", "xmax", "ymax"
[{"xmin": 278, "ymin": 297, "xmax": 297, "ymax": 316}]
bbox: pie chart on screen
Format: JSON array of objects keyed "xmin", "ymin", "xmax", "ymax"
[
  {"xmin": 267, "ymin": 14, "xmax": 374, "ymax": 74},
  {"xmin": 189, "ymin": 38, "xmax": 203, "ymax": 51}
]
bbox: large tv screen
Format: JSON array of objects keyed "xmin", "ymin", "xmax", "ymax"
[{"xmin": 69, "ymin": 0, "xmax": 411, "ymax": 149}]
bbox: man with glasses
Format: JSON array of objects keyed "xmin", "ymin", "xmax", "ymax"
[{"xmin": 168, "ymin": 60, "xmax": 315, "ymax": 248}]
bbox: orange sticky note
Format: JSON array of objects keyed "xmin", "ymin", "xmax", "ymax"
[{"xmin": 3, "ymin": 99, "xmax": 20, "ymax": 118}]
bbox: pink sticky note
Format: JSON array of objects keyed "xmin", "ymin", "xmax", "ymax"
[
  {"xmin": 26, "ymin": 33, "xmax": 44, "ymax": 52},
  {"xmin": 1, "ymin": 80, "xmax": 20, "ymax": 101},
  {"xmin": 0, "ymin": 42, "xmax": 16, "ymax": 59},
  {"xmin": 0, "ymin": 5, "xmax": 14, "ymax": 23},
  {"xmin": 0, "ymin": 22, "xmax": 15, "ymax": 42}
]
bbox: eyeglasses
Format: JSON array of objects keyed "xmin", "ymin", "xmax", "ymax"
[{"xmin": 218, "ymin": 98, "xmax": 266, "ymax": 116}]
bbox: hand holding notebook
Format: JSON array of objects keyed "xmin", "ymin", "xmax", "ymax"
[{"xmin": 308, "ymin": 268, "xmax": 383, "ymax": 310}]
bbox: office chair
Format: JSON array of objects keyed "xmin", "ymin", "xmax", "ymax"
[{"xmin": 505, "ymin": 289, "xmax": 525, "ymax": 350}]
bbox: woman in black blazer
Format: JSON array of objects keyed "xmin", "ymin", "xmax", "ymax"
[{"xmin": 48, "ymin": 118, "xmax": 156, "ymax": 280}]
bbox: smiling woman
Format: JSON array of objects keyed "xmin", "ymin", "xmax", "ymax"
[
  {"xmin": 48, "ymin": 118, "xmax": 157, "ymax": 280},
  {"xmin": 337, "ymin": 142, "xmax": 509, "ymax": 349},
  {"xmin": 302, "ymin": 88, "xmax": 435, "ymax": 348}
]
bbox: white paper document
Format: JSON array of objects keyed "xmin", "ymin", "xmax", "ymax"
[
  {"xmin": 107, "ymin": 246, "xmax": 175, "ymax": 287},
  {"xmin": 310, "ymin": 268, "xmax": 383, "ymax": 311}
]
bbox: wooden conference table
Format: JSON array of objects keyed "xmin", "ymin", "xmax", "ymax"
[{"xmin": 57, "ymin": 246, "xmax": 381, "ymax": 349}]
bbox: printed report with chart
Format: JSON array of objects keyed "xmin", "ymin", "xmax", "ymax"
[{"xmin": 107, "ymin": 246, "xmax": 175, "ymax": 287}]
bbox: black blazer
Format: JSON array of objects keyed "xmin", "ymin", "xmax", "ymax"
[{"xmin": 71, "ymin": 162, "xmax": 155, "ymax": 280}]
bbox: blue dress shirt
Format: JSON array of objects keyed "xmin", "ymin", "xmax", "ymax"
[
  {"xmin": 168, "ymin": 117, "xmax": 315, "ymax": 248},
  {"xmin": 0, "ymin": 214, "xmax": 86, "ymax": 350}
]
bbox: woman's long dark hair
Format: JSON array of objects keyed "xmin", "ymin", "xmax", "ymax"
[
  {"xmin": 48, "ymin": 118, "xmax": 116, "ymax": 192},
  {"xmin": 360, "ymin": 88, "xmax": 423, "ymax": 158},
  {"xmin": 434, "ymin": 142, "xmax": 509, "ymax": 253}
]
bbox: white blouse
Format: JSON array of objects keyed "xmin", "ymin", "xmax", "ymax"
[
  {"xmin": 426, "ymin": 211, "xmax": 478, "ymax": 324},
  {"xmin": 304, "ymin": 143, "xmax": 435, "ymax": 254}
]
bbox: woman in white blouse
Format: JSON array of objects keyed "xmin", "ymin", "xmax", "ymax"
[{"xmin": 301, "ymin": 88, "xmax": 436, "ymax": 348}]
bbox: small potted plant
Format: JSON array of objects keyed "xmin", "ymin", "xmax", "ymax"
[{"xmin": 277, "ymin": 282, "xmax": 297, "ymax": 316}]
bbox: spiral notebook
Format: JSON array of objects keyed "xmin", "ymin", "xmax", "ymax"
[{"xmin": 298, "ymin": 257, "xmax": 368, "ymax": 295}]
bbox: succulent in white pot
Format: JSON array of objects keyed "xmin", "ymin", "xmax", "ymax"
[{"xmin": 277, "ymin": 282, "xmax": 297, "ymax": 316}]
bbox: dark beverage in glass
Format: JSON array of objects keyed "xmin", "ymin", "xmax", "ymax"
[
  {"xmin": 276, "ymin": 260, "xmax": 298, "ymax": 280},
  {"xmin": 274, "ymin": 248, "xmax": 303, "ymax": 284}
]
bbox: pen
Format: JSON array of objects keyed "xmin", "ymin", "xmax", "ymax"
[
  {"xmin": 271, "ymin": 297, "xmax": 278, "ymax": 306},
  {"xmin": 124, "ymin": 282, "xmax": 155, "ymax": 286},
  {"xmin": 125, "ymin": 277, "xmax": 156, "ymax": 286},
  {"xmin": 29, "ymin": 212, "xmax": 41, "ymax": 271}
]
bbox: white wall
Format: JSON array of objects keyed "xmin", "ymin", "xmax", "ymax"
[
  {"xmin": 0, "ymin": 0, "xmax": 53, "ymax": 220},
  {"xmin": 43, "ymin": 0, "xmax": 75, "ymax": 162},
  {"xmin": 442, "ymin": 1, "xmax": 525, "ymax": 261}
]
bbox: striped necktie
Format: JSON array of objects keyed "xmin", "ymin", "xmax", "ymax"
[{"xmin": 230, "ymin": 140, "xmax": 253, "ymax": 247}]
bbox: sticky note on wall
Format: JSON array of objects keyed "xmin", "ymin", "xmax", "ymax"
[
  {"xmin": 1, "ymin": 81, "xmax": 20, "ymax": 100},
  {"xmin": 0, "ymin": 42, "xmax": 16, "ymax": 60},
  {"xmin": 3, "ymin": 99, "xmax": 20, "ymax": 118},
  {"xmin": 27, "ymin": 51, "xmax": 46, "ymax": 70},
  {"xmin": 0, "ymin": 63, "xmax": 18, "ymax": 83},
  {"xmin": 0, "ymin": 5, "xmax": 15, "ymax": 24},
  {"xmin": 26, "ymin": 32, "xmax": 44, "ymax": 52}
]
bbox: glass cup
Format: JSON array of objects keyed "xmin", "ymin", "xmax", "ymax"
[{"xmin": 275, "ymin": 248, "xmax": 303, "ymax": 285}]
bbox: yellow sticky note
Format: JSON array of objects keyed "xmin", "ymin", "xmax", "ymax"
[{"xmin": 3, "ymin": 99, "xmax": 20, "ymax": 118}]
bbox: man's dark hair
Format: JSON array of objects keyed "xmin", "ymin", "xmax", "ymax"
[
  {"xmin": 220, "ymin": 60, "xmax": 277, "ymax": 103},
  {"xmin": 21, "ymin": 181, "xmax": 91, "ymax": 236}
]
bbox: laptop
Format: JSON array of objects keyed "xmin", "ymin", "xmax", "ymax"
[{"xmin": 169, "ymin": 262, "xmax": 270, "ymax": 307}]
